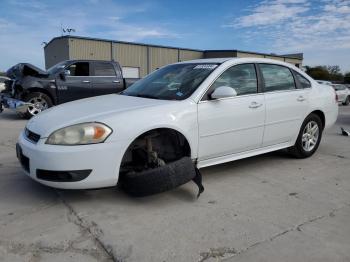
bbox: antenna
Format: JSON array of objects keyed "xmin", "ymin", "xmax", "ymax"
[{"xmin": 60, "ymin": 25, "xmax": 76, "ymax": 35}]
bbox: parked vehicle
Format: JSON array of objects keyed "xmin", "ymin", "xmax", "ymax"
[
  {"xmin": 316, "ymin": 80, "xmax": 332, "ymax": 86},
  {"xmin": 16, "ymin": 58, "xmax": 338, "ymax": 195},
  {"xmin": 0, "ymin": 76, "xmax": 10, "ymax": 92},
  {"xmin": 0, "ymin": 60, "xmax": 138, "ymax": 118},
  {"xmin": 332, "ymin": 84, "xmax": 350, "ymax": 105}
]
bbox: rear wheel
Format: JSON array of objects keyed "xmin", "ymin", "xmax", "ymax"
[
  {"xmin": 23, "ymin": 92, "xmax": 52, "ymax": 118},
  {"xmin": 342, "ymin": 96, "xmax": 349, "ymax": 106},
  {"xmin": 289, "ymin": 114, "xmax": 323, "ymax": 158}
]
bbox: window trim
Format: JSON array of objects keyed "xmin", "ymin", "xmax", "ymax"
[
  {"xmin": 200, "ymin": 63, "xmax": 261, "ymax": 101},
  {"xmin": 257, "ymin": 63, "xmax": 297, "ymax": 93}
]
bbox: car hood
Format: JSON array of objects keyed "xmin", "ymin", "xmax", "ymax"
[
  {"xmin": 26, "ymin": 94, "xmax": 170, "ymax": 137},
  {"xmin": 7, "ymin": 63, "xmax": 48, "ymax": 79}
]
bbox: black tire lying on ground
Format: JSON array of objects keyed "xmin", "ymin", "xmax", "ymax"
[{"xmin": 121, "ymin": 157, "xmax": 203, "ymax": 197}]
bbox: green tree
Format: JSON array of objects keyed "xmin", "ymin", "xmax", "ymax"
[
  {"xmin": 305, "ymin": 65, "xmax": 344, "ymax": 82},
  {"xmin": 344, "ymin": 72, "xmax": 350, "ymax": 84},
  {"xmin": 305, "ymin": 66, "xmax": 330, "ymax": 80}
]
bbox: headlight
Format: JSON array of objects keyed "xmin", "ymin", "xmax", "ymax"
[{"xmin": 46, "ymin": 122, "xmax": 112, "ymax": 145}]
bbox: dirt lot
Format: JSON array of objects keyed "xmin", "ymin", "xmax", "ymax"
[{"xmin": 0, "ymin": 106, "xmax": 349, "ymax": 262}]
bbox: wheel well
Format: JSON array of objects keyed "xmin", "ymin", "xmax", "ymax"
[
  {"xmin": 24, "ymin": 88, "xmax": 55, "ymax": 105},
  {"xmin": 310, "ymin": 110, "xmax": 325, "ymax": 129},
  {"xmin": 120, "ymin": 128, "xmax": 191, "ymax": 174}
]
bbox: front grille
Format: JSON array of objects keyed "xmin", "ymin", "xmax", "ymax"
[
  {"xmin": 25, "ymin": 128, "xmax": 41, "ymax": 143},
  {"xmin": 16, "ymin": 144, "xmax": 30, "ymax": 172},
  {"xmin": 37, "ymin": 169, "xmax": 92, "ymax": 182}
]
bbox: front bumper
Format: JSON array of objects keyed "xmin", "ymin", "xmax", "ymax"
[
  {"xmin": 17, "ymin": 131, "xmax": 127, "ymax": 189},
  {"xmin": 0, "ymin": 94, "xmax": 32, "ymax": 113}
]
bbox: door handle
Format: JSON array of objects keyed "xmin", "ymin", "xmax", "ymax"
[
  {"xmin": 82, "ymin": 80, "xmax": 90, "ymax": 83},
  {"xmin": 249, "ymin": 101, "xmax": 263, "ymax": 109},
  {"xmin": 297, "ymin": 96, "xmax": 306, "ymax": 102},
  {"xmin": 112, "ymin": 80, "xmax": 120, "ymax": 83}
]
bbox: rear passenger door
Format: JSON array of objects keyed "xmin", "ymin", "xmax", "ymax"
[
  {"xmin": 259, "ymin": 64, "xmax": 310, "ymax": 147},
  {"xmin": 91, "ymin": 62, "xmax": 124, "ymax": 96}
]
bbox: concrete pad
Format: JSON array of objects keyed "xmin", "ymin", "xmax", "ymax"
[{"xmin": 0, "ymin": 106, "xmax": 350, "ymax": 261}]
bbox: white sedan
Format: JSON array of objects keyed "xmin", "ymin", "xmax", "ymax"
[
  {"xmin": 332, "ymin": 84, "xmax": 350, "ymax": 105},
  {"xmin": 17, "ymin": 58, "xmax": 338, "ymax": 193}
]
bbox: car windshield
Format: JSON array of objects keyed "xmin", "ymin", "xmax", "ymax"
[
  {"xmin": 47, "ymin": 61, "xmax": 68, "ymax": 75},
  {"xmin": 121, "ymin": 63, "xmax": 219, "ymax": 100}
]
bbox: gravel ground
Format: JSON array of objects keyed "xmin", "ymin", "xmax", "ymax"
[{"xmin": 0, "ymin": 106, "xmax": 349, "ymax": 262}]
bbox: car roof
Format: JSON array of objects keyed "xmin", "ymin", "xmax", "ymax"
[
  {"xmin": 63, "ymin": 59, "xmax": 117, "ymax": 63},
  {"xmin": 178, "ymin": 57, "xmax": 297, "ymax": 68},
  {"xmin": 178, "ymin": 58, "xmax": 234, "ymax": 64}
]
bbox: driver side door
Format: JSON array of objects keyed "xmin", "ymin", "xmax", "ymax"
[
  {"xmin": 197, "ymin": 63, "xmax": 265, "ymax": 162},
  {"xmin": 56, "ymin": 62, "xmax": 92, "ymax": 104}
]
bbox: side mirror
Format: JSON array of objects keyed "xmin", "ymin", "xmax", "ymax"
[
  {"xmin": 59, "ymin": 70, "xmax": 70, "ymax": 80},
  {"xmin": 210, "ymin": 86, "xmax": 237, "ymax": 100}
]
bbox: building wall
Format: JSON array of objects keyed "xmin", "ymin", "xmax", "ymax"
[
  {"xmin": 113, "ymin": 43, "xmax": 148, "ymax": 77},
  {"xmin": 44, "ymin": 36, "xmax": 303, "ymax": 73},
  {"xmin": 44, "ymin": 38, "xmax": 69, "ymax": 69},
  {"xmin": 285, "ymin": 58, "xmax": 302, "ymax": 67},
  {"xmin": 149, "ymin": 47, "xmax": 178, "ymax": 72},
  {"xmin": 204, "ymin": 51, "xmax": 236, "ymax": 58},
  {"xmin": 68, "ymin": 38, "xmax": 111, "ymax": 61},
  {"xmin": 264, "ymin": 55, "xmax": 285, "ymax": 61},
  {"xmin": 179, "ymin": 50, "xmax": 203, "ymax": 61},
  {"xmin": 236, "ymin": 52, "xmax": 265, "ymax": 59}
]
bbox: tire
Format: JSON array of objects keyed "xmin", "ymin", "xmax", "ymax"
[
  {"xmin": 23, "ymin": 92, "xmax": 53, "ymax": 119},
  {"xmin": 342, "ymin": 96, "xmax": 349, "ymax": 106},
  {"xmin": 120, "ymin": 157, "xmax": 197, "ymax": 197},
  {"xmin": 289, "ymin": 114, "xmax": 323, "ymax": 158}
]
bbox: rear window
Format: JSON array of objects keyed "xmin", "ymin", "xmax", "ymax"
[{"xmin": 93, "ymin": 63, "xmax": 116, "ymax": 76}]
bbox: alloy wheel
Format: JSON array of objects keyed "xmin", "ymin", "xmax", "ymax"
[
  {"xmin": 302, "ymin": 120, "xmax": 319, "ymax": 152},
  {"xmin": 27, "ymin": 96, "xmax": 48, "ymax": 115}
]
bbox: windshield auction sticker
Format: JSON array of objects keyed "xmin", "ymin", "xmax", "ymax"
[{"xmin": 193, "ymin": 64, "xmax": 218, "ymax": 70}]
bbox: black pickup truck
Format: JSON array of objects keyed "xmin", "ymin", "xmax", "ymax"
[{"xmin": 0, "ymin": 60, "xmax": 138, "ymax": 118}]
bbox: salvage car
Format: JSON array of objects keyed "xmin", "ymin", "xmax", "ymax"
[
  {"xmin": 332, "ymin": 84, "xmax": 350, "ymax": 105},
  {"xmin": 0, "ymin": 76, "xmax": 10, "ymax": 92},
  {"xmin": 0, "ymin": 60, "xmax": 138, "ymax": 118},
  {"xmin": 16, "ymin": 58, "xmax": 338, "ymax": 196}
]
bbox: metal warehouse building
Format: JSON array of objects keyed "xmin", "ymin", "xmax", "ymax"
[{"xmin": 44, "ymin": 35, "xmax": 303, "ymax": 78}]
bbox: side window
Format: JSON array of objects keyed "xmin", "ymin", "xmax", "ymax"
[
  {"xmin": 67, "ymin": 62, "xmax": 89, "ymax": 76},
  {"xmin": 295, "ymin": 72, "xmax": 311, "ymax": 88},
  {"xmin": 211, "ymin": 64, "xmax": 257, "ymax": 96},
  {"xmin": 93, "ymin": 63, "xmax": 116, "ymax": 76},
  {"xmin": 260, "ymin": 64, "xmax": 296, "ymax": 92}
]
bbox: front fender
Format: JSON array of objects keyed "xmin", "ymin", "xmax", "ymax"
[{"xmin": 103, "ymin": 100, "xmax": 199, "ymax": 159}]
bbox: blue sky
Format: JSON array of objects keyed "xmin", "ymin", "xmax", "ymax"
[{"xmin": 0, "ymin": 0, "xmax": 349, "ymax": 72}]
